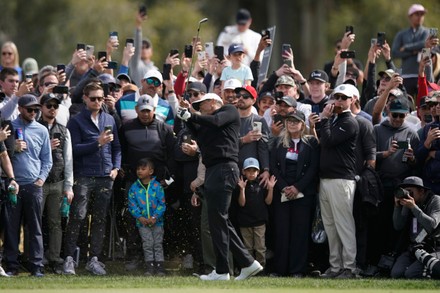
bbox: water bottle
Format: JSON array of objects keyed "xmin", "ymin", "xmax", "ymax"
[
  {"xmin": 8, "ymin": 185, "xmax": 17, "ymax": 206},
  {"xmin": 60, "ymin": 195, "xmax": 70, "ymax": 217}
]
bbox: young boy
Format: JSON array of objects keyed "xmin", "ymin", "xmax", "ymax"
[
  {"xmin": 128, "ymin": 158, "xmax": 166, "ymax": 276},
  {"xmin": 237, "ymin": 157, "xmax": 276, "ymax": 270},
  {"xmin": 220, "ymin": 44, "xmax": 253, "ymax": 86}
]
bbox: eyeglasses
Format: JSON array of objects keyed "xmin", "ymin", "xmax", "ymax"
[
  {"xmin": 236, "ymin": 93, "xmax": 252, "ymax": 99},
  {"xmin": 145, "ymin": 78, "xmax": 161, "ymax": 87},
  {"xmin": 44, "ymin": 82, "xmax": 57, "ymax": 87},
  {"xmin": 333, "ymin": 94, "xmax": 350, "ymax": 101},
  {"xmin": 88, "ymin": 96, "xmax": 104, "ymax": 102},
  {"xmin": 381, "ymin": 76, "xmax": 391, "ymax": 82},
  {"xmin": 26, "ymin": 108, "xmax": 40, "ymax": 113},
  {"xmin": 2, "ymin": 52, "xmax": 12, "ymax": 56},
  {"xmin": 188, "ymin": 91, "xmax": 200, "ymax": 97},
  {"xmin": 391, "ymin": 113, "xmax": 406, "ymax": 119},
  {"xmin": 45, "ymin": 103, "xmax": 59, "ymax": 109}
]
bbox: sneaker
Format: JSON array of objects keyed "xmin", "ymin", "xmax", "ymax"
[
  {"xmin": 30, "ymin": 267, "xmax": 44, "ymax": 278},
  {"xmin": 0, "ymin": 266, "xmax": 10, "ymax": 277},
  {"xmin": 63, "ymin": 256, "xmax": 76, "ymax": 275},
  {"xmin": 321, "ymin": 267, "xmax": 342, "ymax": 278},
  {"xmin": 335, "ymin": 268, "xmax": 355, "ymax": 279},
  {"xmin": 86, "ymin": 257, "xmax": 106, "ymax": 276},
  {"xmin": 155, "ymin": 262, "xmax": 166, "ymax": 277},
  {"xmin": 234, "ymin": 260, "xmax": 263, "ymax": 281},
  {"xmin": 144, "ymin": 261, "xmax": 155, "ymax": 276},
  {"xmin": 200, "ymin": 269, "xmax": 230, "ymax": 281},
  {"xmin": 182, "ymin": 254, "xmax": 194, "ymax": 269}
]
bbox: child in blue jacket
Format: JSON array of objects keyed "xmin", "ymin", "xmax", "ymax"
[{"xmin": 128, "ymin": 158, "xmax": 166, "ymax": 276}]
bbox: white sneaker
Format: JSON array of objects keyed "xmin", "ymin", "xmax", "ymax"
[
  {"xmin": 235, "ymin": 260, "xmax": 263, "ymax": 280},
  {"xmin": 200, "ymin": 269, "xmax": 230, "ymax": 281},
  {"xmin": 86, "ymin": 257, "xmax": 106, "ymax": 276},
  {"xmin": 63, "ymin": 256, "xmax": 76, "ymax": 275},
  {"xmin": 0, "ymin": 265, "xmax": 9, "ymax": 277}
]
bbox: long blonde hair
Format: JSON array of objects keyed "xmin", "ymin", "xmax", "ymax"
[
  {"xmin": 1, "ymin": 41, "xmax": 19, "ymax": 67},
  {"xmin": 278, "ymin": 120, "xmax": 306, "ymax": 148}
]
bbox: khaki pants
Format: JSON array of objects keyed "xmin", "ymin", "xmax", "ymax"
[
  {"xmin": 319, "ymin": 178, "xmax": 356, "ymax": 272},
  {"xmin": 240, "ymin": 224, "xmax": 266, "ymax": 267}
]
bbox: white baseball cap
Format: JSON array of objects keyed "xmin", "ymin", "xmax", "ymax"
[
  {"xmin": 191, "ymin": 93, "xmax": 223, "ymax": 111},
  {"xmin": 223, "ymin": 78, "xmax": 242, "ymax": 90}
]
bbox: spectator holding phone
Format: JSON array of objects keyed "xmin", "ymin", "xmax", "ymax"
[{"xmin": 0, "ymin": 68, "xmax": 32, "ymax": 120}]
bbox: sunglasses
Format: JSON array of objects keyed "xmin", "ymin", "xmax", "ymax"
[
  {"xmin": 145, "ymin": 78, "xmax": 161, "ymax": 87},
  {"xmin": 26, "ymin": 108, "xmax": 40, "ymax": 113},
  {"xmin": 45, "ymin": 103, "xmax": 59, "ymax": 109},
  {"xmin": 188, "ymin": 91, "xmax": 200, "ymax": 97},
  {"xmin": 236, "ymin": 93, "xmax": 252, "ymax": 99},
  {"xmin": 391, "ymin": 113, "xmax": 406, "ymax": 119},
  {"xmin": 333, "ymin": 94, "xmax": 350, "ymax": 101},
  {"xmin": 44, "ymin": 82, "xmax": 57, "ymax": 87},
  {"xmin": 2, "ymin": 52, "xmax": 13, "ymax": 56},
  {"xmin": 89, "ymin": 96, "xmax": 104, "ymax": 102},
  {"xmin": 381, "ymin": 76, "xmax": 391, "ymax": 82}
]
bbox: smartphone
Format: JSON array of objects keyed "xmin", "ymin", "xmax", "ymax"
[
  {"xmin": 76, "ymin": 43, "xmax": 86, "ymax": 50},
  {"xmin": 109, "ymin": 31, "xmax": 118, "ymax": 48},
  {"xmin": 396, "ymin": 141, "xmax": 409, "ymax": 149},
  {"xmin": 312, "ymin": 104, "xmax": 320, "ymax": 115},
  {"xmin": 377, "ymin": 32, "xmax": 386, "ymax": 46},
  {"xmin": 163, "ymin": 63, "xmax": 171, "ymax": 81},
  {"xmin": 25, "ymin": 74, "xmax": 33, "ymax": 82},
  {"xmin": 53, "ymin": 85, "xmax": 69, "ymax": 94},
  {"xmin": 370, "ymin": 38, "xmax": 377, "ymax": 47},
  {"xmin": 340, "ymin": 50, "xmax": 356, "ymax": 59},
  {"xmin": 273, "ymin": 114, "xmax": 284, "ymax": 125},
  {"xmin": 430, "ymin": 28, "xmax": 438, "ymax": 38},
  {"xmin": 183, "ymin": 134, "xmax": 192, "ymax": 144},
  {"xmin": 107, "ymin": 61, "xmax": 118, "ymax": 69},
  {"xmin": 253, "ymin": 121, "xmax": 262, "ymax": 134},
  {"xmin": 424, "ymin": 114, "xmax": 433, "ymax": 123},
  {"xmin": 169, "ymin": 49, "xmax": 179, "ymax": 57},
  {"xmin": 345, "ymin": 25, "xmax": 354, "ymax": 34},
  {"xmin": 282, "ymin": 44, "xmax": 291, "ymax": 55},
  {"xmin": 204, "ymin": 42, "xmax": 214, "ymax": 58},
  {"xmin": 261, "ymin": 29, "xmax": 271, "ymax": 39},
  {"xmin": 102, "ymin": 83, "xmax": 109, "ymax": 97},
  {"xmin": 184, "ymin": 44, "xmax": 193, "ymax": 58},
  {"xmin": 139, "ymin": 4, "xmax": 147, "ymax": 17},
  {"xmin": 86, "ymin": 45, "xmax": 94, "ymax": 58},
  {"xmin": 197, "ymin": 51, "xmax": 206, "ymax": 60},
  {"xmin": 422, "ymin": 48, "xmax": 431, "ymax": 60},
  {"xmin": 214, "ymin": 46, "xmax": 224, "ymax": 61},
  {"xmin": 275, "ymin": 91, "xmax": 284, "ymax": 99},
  {"xmin": 104, "ymin": 125, "xmax": 112, "ymax": 133},
  {"xmin": 98, "ymin": 51, "xmax": 107, "ymax": 61},
  {"xmin": 53, "ymin": 133, "xmax": 61, "ymax": 140},
  {"xmin": 126, "ymin": 39, "xmax": 134, "ymax": 48},
  {"xmin": 283, "ymin": 59, "xmax": 293, "ymax": 67},
  {"xmin": 57, "ymin": 64, "xmax": 65, "ymax": 73}
]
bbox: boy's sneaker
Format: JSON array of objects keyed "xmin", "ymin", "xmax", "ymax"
[
  {"xmin": 144, "ymin": 261, "xmax": 155, "ymax": 276},
  {"xmin": 63, "ymin": 256, "xmax": 76, "ymax": 275},
  {"xmin": 155, "ymin": 262, "xmax": 166, "ymax": 277},
  {"xmin": 0, "ymin": 266, "xmax": 9, "ymax": 277},
  {"xmin": 200, "ymin": 270, "xmax": 230, "ymax": 281},
  {"xmin": 86, "ymin": 257, "xmax": 106, "ymax": 276},
  {"xmin": 234, "ymin": 260, "xmax": 263, "ymax": 280}
]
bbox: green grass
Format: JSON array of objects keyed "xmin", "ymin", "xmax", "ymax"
[{"xmin": 1, "ymin": 275, "xmax": 439, "ymax": 292}]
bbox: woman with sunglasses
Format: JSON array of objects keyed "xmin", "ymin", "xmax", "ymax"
[
  {"xmin": 270, "ymin": 110, "xmax": 319, "ymax": 277},
  {"xmin": 1, "ymin": 42, "xmax": 22, "ymax": 81}
]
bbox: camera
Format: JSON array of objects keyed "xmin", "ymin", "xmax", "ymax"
[{"xmin": 394, "ymin": 187, "xmax": 410, "ymax": 199}]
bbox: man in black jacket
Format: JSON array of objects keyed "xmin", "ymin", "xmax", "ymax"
[
  {"xmin": 319, "ymin": 84, "xmax": 359, "ymax": 278},
  {"xmin": 177, "ymin": 93, "xmax": 263, "ymax": 281}
]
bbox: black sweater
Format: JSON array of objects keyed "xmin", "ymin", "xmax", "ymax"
[
  {"xmin": 320, "ymin": 111, "xmax": 359, "ymax": 180},
  {"xmin": 187, "ymin": 104, "xmax": 240, "ymax": 168}
]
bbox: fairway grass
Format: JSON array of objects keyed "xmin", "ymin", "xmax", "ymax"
[{"xmin": 1, "ymin": 276, "xmax": 439, "ymax": 292}]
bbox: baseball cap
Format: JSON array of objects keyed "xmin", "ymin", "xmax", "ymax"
[
  {"xmin": 389, "ymin": 99, "xmax": 409, "ymax": 113},
  {"xmin": 379, "ymin": 69, "xmax": 395, "ymax": 78},
  {"xmin": 235, "ymin": 85, "xmax": 257, "ymax": 100},
  {"xmin": 258, "ymin": 91, "xmax": 275, "ymax": 101},
  {"xmin": 40, "ymin": 93, "xmax": 61, "ymax": 105},
  {"xmin": 188, "ymin": 82, "xmax": 207, "ymax": 93},
  {"xmin": 419, "ymin": 96, "xmax": 428, "ymax": 108},
  {"xmin": 223, "ymin": 78, "xmax": 242, "ymax": 90},
  {"xmin": 399, "ymin": 176, "xmax": 429, "ymax": 190},
  {"xmin": 122, "ymin": 84, "xmax": 138, "ymax": 95},
  {"xmin": 137, "ymin": 94, "xmax": 155, "ymax": 111},
  {"xmin": 236, "ymin": 8, "xmax": 251, "ymax": 25},
  {"xmin": 143, "ymin": 69, "xmax": 163, "ymax": 83},
  {"xmin": 22, "ymin": 58, "xmax": 39, "ymax": 76},
  {"xmin": 308, "ymin": 70, "xmax": 329, "ymax": 83},
  {"xmin": 389, "ymin": 88, "xmax": 405, "ymax": 100},
  {"xmin": 276, "ymin": 96, "xmax": 297, "ymax": 108},
  {"xmin": 191, "ymin": 93, "xmax": 223, "ymax": 111},
  {"xmin": 18, "ymin": 94, "xmax": 41, "ymax": 108},
  {"xmin": 286, "ymin": 110, "xmax": 305, "ymax": 123},
  {"xmin": 408, "ymin": 4, "xmax": 427, "ymax": 16},
  {"xmin": 333, "ymin": 84, "xmax": 357, "ymax": 98},
  {"xmin": 275, "ymin": 75, "xmax": 295, "ymax": 87},
  {"xmin": 243, "ymin": 157, "xmax": 260, "ymax": 170},
  {"xmin": 98, "ymin": 73, "xmax": 116, "ymax": 85},
  {"xmin": 116, "ymin": 73, "xmax": 131, "ymax": 84},
  {"xmin": 228, "ymin": 44, "xmax": 245, "ymax": 55}
]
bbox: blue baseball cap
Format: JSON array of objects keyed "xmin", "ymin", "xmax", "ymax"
[
  {"xmin": 228, "ymin": 44, "xmax": 244, "ymax": 55},
  {"xmin": 243, "ymin": 157, "xmax": 260, "ymax": 170}
]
